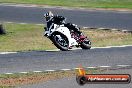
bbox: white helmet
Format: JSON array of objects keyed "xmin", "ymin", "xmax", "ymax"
[{"xmin": 44, "ymin": 11, "xmax": 54, "ymax": 21}]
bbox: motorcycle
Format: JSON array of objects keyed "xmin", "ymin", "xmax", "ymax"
[{"xmin": 44, "ymin": 15, "xmax": 91, "ymax": 51}]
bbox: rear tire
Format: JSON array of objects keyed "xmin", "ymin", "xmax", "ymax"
[
  {"xmin": 80, "ymin": 39, "xmax": 91, "ymax": 49},
  {"xmin": 51, "ymin": 32, "xmax": 69, "ymax": 51}
]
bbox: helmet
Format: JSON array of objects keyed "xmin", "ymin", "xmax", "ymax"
[{"xmin": 44, "ymin": 11, "xmax": 54, "ymax": 21}]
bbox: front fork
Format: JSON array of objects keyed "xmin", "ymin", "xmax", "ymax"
[{"xmin": 44, "ymin": 27, "xmax": 50, "ymax": 37}]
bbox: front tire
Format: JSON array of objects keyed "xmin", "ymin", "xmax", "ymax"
[
  {"xmin": 80, "ymin": 39, "xmax": 91, "ymax": 49},
  {"xmin": 51, "ymin": 32, "xmax": 69, "ymax": 51}
]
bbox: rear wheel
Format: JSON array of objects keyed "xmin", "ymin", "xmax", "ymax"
[
  {"xmin": 52, "ymin": 33, "xmax": 69, "ymax": 51},
  {"xmin": 80, "ymin": 39, "xmax": 91, "ymax": 49}
]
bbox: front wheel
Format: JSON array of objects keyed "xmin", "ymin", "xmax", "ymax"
[
  {"xmin": 80, "ymin": 38, "xmax": 91, "ymax": 49},
  {"xmin": 51, "ymin": 33, "xmax": 69, "ymax": 51}
]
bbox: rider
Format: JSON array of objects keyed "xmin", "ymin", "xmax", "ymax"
[{"xmin": 44, "ymin": 11, "xmax": 84, "ymax": 39}]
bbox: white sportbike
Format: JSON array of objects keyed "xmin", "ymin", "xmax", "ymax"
[{"xmin": 44, "ymin": 15, "xmax": 91, "ymax": 51}]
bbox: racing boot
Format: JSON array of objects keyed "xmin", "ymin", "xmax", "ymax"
[
  {"xmin": 78, "ymin": 32, "xmax": 86, "ymax": 42},
  {"xmin": 78, "ymin": 31, "xmax": 85, "ymax": 39}
]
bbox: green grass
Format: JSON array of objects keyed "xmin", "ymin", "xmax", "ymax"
[
  {"xmin": 81, "ymin": 29, "xmax": 132, "ymax": 47},
  {"xmin": 0, "ymin": 0, "xmax": 132, "ymax": 9},
  {"xmin": 0, "ymin": 23, "xmax": 56, "ymax": 51},
  {"xmin": 0, "ymin": 23, "xmax": 132, "ymax": 52}
]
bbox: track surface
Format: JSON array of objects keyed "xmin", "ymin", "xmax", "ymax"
[
  {"xmin": 0, "ymin": 4, "xmax": 132, "ymax": 88},
  {"xmin": 0, "ymin": 4, "xmax": 132, "ymax": 30},
  {"xmin": 0, "ymin": 47, "xmax": 132, "ymax": 74}
]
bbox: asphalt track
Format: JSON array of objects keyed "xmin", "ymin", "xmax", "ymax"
[
  {"xmin": 0, "ymin": 46, "xmax": 132, "ymax": 74},
  {"xmin": 0, "ymin": 4, "xmax": 132, "ymax": 30},
  {"xmin": 0, "ymin": 4, "xmax": 132, "ymax": 88}
]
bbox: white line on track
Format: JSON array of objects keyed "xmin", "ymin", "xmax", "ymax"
[
  {"xmin": 2, "ymin": 64, "xmax": 131, "ymax": 75},
  {"xmin": 60, "ymin": 69, "xmax": 71, "ymax": 71},
  {"xmin": 33, "ymin": 71, "xmax": 43, "ymax": 73},
  {"xmin": 19, "ymin": 72, "xmax": 28, "ymax": 74},
  {"xmin": 45, "ymin": 49, "xmax": 60, "ymax": 52},
  {"xmin": 3, "ymin": 21, "xmax": 44, "ymax": 26},
  {"xmin": 111, "ymin": 29, "xmax": 120, "ymax": 31},
  {"xmin": 0, "ymin": 3, "xmax": 38, "ymax": 8},
  {"xmin": 74, "ymin": 68, "xmax": 80, "ymax": 69},
  {"xmin": 91, "ymin": 45, "xmax": 132, "ymax": 49},
  {"xmin": 117, "ymin": 65, "xmax": 131, "ymax": 67},
  {"xmin": 45, "ymin": 45, "xmax": 132, "ymax": 52},
  {"xmin": 19, "ymin": 23, "xmax": 28, "ymax": 25},
  {"xmin": 36, "ymin": 24, "xmax": 43, "ymax": 26},
  {"xmin": 5, "ymin": 73, "xmax": 13, "ymax": 74},
  {"xmin": 5, "ymin": 22, "xmax": 13, "ymax": 24},
  {"xmin": 1, "ymin": 45, "xmax": 132, "ymax": 54},
  {"xmin": 45, "ymin": 70, "xmax": 56, "ymax": 72},
  {"xmin": 98, "ymin": 66, "xmax": 111, "ymax": 68},
  {"xmin": 86, "ymin": 67, "xmax": 97, "ymax": 68},
  {"xmin": 0, "ymin": 52, "xmax": 17, "ymax": 54}
]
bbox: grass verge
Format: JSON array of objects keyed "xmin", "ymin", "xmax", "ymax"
[
  {"xmin": 81, "ymin": 29, "xmax": 132, "ymax": 47},
  {"xmin": 0, "ymin": 23, "xmax": 132, "ymax": 52},
  {"xmin": 0, "ymin": 23, "xmax": 56, "ymax": 51},
  {"xmin": 0, "ymin": 0, "xmax": 132, "ymax": 9},
  {"xmin": 0, "ymin": 71, "xmax": 75, "ymax": 87},
  {"xmin": 0, "ymin": 68, "xmax": 101, "ymax": 87}
]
